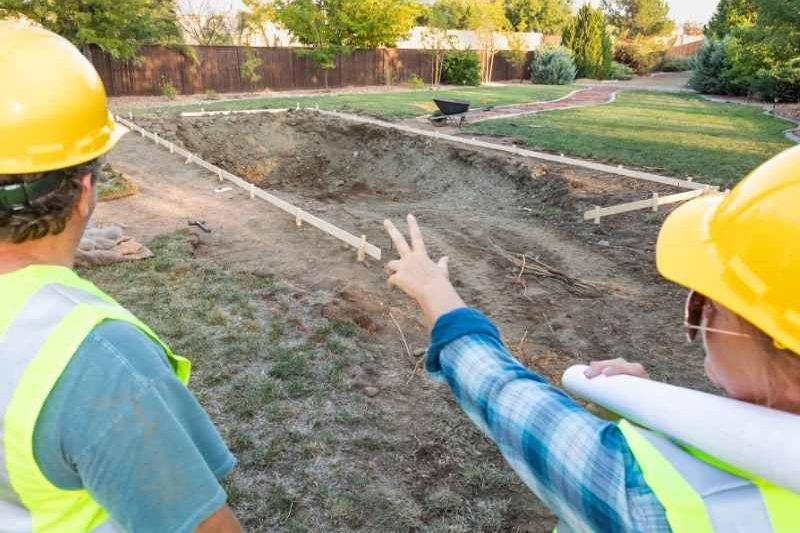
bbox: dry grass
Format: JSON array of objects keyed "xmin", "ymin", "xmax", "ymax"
[{"xmin": 82, "ymin": 231, "xmax": 554, "ymax": 532}]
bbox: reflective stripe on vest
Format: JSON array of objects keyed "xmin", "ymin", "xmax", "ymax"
[
  {"xmin": 620, "ymin": 420, "xmax": 800, "ymax": 533},
  {"xmin": 1, "ymin": 266, "xmax": 190, "ymax": 532}
]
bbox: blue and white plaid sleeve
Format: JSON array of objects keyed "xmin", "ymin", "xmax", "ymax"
[{"xmin": 427, "ymin": 308, "xmax": 671, "ymax": 533}]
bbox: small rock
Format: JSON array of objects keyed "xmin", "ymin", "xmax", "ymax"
[
  {"xmin": 413, "ymin": 348, "xmax": 426, "ymax": 357},
  {"xmin": 598, "ymin": 240, "xmax": 610, "ymax": 247},
  {"xmin": 363, "ymin": 386, "xmax": 380, "ymax": 397}
]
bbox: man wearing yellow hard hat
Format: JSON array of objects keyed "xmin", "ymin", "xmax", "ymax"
[
  {"xmin": 385, "ymin": 149, "xmax": 800, "ymax": 528},
  {"xmin": 0, "ymin": 21, "xmax": 241, "ymax": 533}
]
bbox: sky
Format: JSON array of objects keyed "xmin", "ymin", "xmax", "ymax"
[
  {"xmin": 179, "ymin": 0, "xmax": 720, "ymax": 26},
  {"xmin": 576, "ymin": 0, "xmax": 719, "ymax": 24}
]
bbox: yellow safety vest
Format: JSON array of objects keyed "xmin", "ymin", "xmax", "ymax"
[
  {"xmin": 0, "ymin": 265, "xmax": 190, "ymax": 533},
  {"xmin": 554, "ymin": 420, "xmax": 800, "ymax": 533},
  {"xmin": 619, "ymin": 420, "xmax": 800, "ymax": 533}
]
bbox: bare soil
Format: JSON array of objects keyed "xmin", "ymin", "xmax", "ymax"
[{"xmin": 98, "ymin": 110, "xmax": 709, "ymax": 532}]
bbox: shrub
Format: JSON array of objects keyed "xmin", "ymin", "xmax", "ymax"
[
  {"xmin": 407, "ymin": 73, "xmax": 426, "ymax": 89},
  {"xmin": 241, "ymin": 48, "xmax": 263, "ymax": 84},
  {"xmin": 661, "ymin": 57, "xmax": 692, "ymax": 72},
  {"xmin": 609, "ymin": 61, "xmax": 634, "ymax": 80},
  {"xmin": 688, "ymin": 39, "xmax": 732, "ymax": 94},
  {"xmin": 159, "ymin": 75, "xmax": 177, "ymax": 100},
  {"xmin": 204, "ymin": 89, "xmax": 220, "ymax": 100},
  {"xmin": 601, "ymin": 32, "xmax": 613, "ymax": 79},
  {"xmin": 442, "ymin": 49, "xmax": 481, "ymax": 86},
  {"xmin": 530, "ymin": 46, "xmax": 577, "ymax": 85},
  {"xmin": 750, "ymin": 61, "xmax": 800, "ymax": 102},
  {"xmin": 615, "ymin": 36, "xmax": 668, "ymax": 73},
  {"xmin": 561, "ymin": 4, "xmax": 610, "ymax": 79}
]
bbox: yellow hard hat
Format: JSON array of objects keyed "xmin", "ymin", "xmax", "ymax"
[
  {"xmin": 0, "ymin": 20, "xmax": 125, "ymax": 174},
  {"xmin": 657, "ymin": 145, "xmax": 800, "ymax": 356}
]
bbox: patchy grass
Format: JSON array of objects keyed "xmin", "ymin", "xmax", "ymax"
[
  {"xmin": 467, "ymin": 90, "xmax": 795, "ymax": 187},
  {"xmin": 139, "ymin": 84, "xmax": 580, "ymax": 119},
  {"xmin": 82, "ymin": 231, "xmax": 554, "ymax": 531},
  {"xmin": 97, "ymin": 164, "xmax": 138, "ymax": 202}
]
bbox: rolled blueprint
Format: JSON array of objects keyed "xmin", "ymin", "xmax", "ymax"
[{"xmin": 562, "ymin": 365, "xmax": 800, "ymax": 493}]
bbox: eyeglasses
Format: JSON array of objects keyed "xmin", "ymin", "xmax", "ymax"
[{"xmin": 683, "ymin": 290, "xmax": 753, "ymax": 342}]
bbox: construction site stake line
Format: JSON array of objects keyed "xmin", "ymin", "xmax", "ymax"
[
  {"xmin": 178, "ymin": 107, "xmax": 711, "ymax": 191},
  {"xmin": 584, "ymin": 187, "xmax": 717, "ymax": 223},
  {"xmin": 115, "ymin": 115, "xmax": 382, "ymax": 261},
  {"xmin": 314, "ymin": 109, "xmax": 711, "ymax": 191}
]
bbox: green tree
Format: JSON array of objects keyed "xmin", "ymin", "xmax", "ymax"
[
  {"xmin": 240, "ymin": 0, "xmax": 278, "ymax": 45},
  {"xmin": 561, "ymin": 4, "xmax": 609, "ymax": 78},
  {"xmin": 603, "ymin": 0, "xmax": 674, "ymax": 72},
  {"xmin": 0, "ymin": 0, "xmax": 181, "ymax": 60},
  {"xmin": 469, "ymin": 0, "xmax": 510, "ymax": 83},
  {"xmin": 271, "ymin": 0, "xmax": 420, "ymax": 87},
  {"xmin": 426, "ymin": 0, "xmax": 473, "ymax": 30},
  {"xmin": 504, "ymin": 0, "xmax": 573, "ymax": 34},
  {"xmin": 603, "ymin": 0, "xmax": 674, "ymax": 38},
  {"xmin": 705, "ymin": 0, "xmax": 757, "ymax": 38}
]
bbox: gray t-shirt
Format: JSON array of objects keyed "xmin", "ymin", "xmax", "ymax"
[{"xmin": 33, "ymin": 320, "xmax": 236, "ymax": 532}]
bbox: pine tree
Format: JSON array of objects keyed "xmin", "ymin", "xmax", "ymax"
[{"xmin": 562, "ymin": 4, "xmax": 610, "ymax": 79}]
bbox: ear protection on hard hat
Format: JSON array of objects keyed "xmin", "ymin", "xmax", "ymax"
[{"xmin": 0, "ymin": 173, "xmax": 66, "ymax": 212}]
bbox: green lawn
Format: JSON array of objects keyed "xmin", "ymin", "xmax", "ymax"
[
  {"xmin": 143, "ymin": 84, "xmax": 579, "ymax": 119},
  {"xmin": 467, "ymin": 90, "xmax": 796, "ymax": 187}
]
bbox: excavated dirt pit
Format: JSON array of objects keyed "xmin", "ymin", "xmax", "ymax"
[
  {"xmin": 129, "ymin": 110, "xmax": 712, "ymax": 531},
  {"xmin": 139, "ymin": 109, "xmax": 710, "ymax": 386}
]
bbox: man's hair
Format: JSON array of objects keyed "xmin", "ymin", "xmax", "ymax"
[{"xmin": 0, "ymin": 159, "xmax": 99, "ymax": 244}]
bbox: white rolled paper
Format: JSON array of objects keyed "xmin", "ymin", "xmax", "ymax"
[{"xmin": 562, "ymin": 364, "xmax": 800, "ymax": 493}]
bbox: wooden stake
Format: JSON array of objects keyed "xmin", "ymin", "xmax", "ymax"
[
  {"xmin": 169, "ymin": 142, "xmax": 174, "ymax": 154},
  {"xmin": 217, "ymin": 168, "xmax": 224, "ymax": 183},
  {"xmin": 153, "ymin": 132, "xmax": 159, "ymax": 145},
  {"xmin": 295, "ymin": 209, "xmax": 303, "ymax": 227},
  {"xmin": 593, "ymin": 206, "xmax": 601, "ymax": 224},
  {"xmin": 128, "ymin": 109, "xmax": 133, "ymax": 120},
  {"xmin": 250, "ymin": 183, "xmax": 255, "ymax": 199},
  {"xmin": 185, "ymin": 154, "xmax": 192, "ymax": 164},
  {"xmin": 296, "ymin": 102, "xmax": 300, "ymax": 110},
  {"xmin": 357, "ymin": 235, "xmax": 367, "ymax": 262},
  {"xmin": 651, "ymin": 192, "xmax": 659, "ymax": 212}
]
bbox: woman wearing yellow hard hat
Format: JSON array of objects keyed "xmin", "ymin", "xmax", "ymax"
[{"xmin": 384, "ymin": 145, "xmax": 800, "ymax": 532}]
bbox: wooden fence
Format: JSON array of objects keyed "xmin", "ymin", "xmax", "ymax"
[
  {"xmin": 88, "ymin": 45, "xmax": 535, "ymax": 96},
  {"xmin": 664, "ymin": 40, "xmax": 704, "ymax": 60}
]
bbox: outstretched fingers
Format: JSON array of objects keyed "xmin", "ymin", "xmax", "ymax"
[
  {"xmin": 407, "ymin": 214, "xmax": 427, "ymax": 256},
  {"xmin": 384, "ymin": 219, "xmax": 411, "ymax": 258}
]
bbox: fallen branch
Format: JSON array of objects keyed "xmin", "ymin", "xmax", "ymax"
[{"xmin": 491, "ymin": 243, "xmax": 600, "ymax": 298}]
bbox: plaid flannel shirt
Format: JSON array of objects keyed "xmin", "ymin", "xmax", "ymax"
[{"xmin": 426, "ymin": 308, "xmax": 672, "ymax": 533}]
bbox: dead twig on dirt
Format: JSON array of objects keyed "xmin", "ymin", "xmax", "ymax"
[
  {"xmin": 516, "ymin": 329, "xmax": 528, "ymax": 354},
  {"xmin": 491, "ymin": 243, "xmax": 600, "ymax": 297},
  {"xmin": 542, "ymin": 312, "xmax": 556, "ymax": 334},
  {"xmin": 388, "ymin": 310, "xmax": 413, "ymax": 360}
]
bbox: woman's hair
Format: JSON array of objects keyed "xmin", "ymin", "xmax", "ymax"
[{"xmin": 0, "ymin": 159, "xmax": 99, "ymax": 244}]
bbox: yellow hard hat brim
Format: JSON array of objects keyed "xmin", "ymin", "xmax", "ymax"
[
  {"xmin": 50, "ymin": 112, "xmax": 128, "ymax": 172},
  {"xmin": 657, "ymin": 193, "xmax": 800, "ymax": 356}
]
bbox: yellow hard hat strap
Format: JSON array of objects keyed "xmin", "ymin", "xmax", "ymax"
[{"xmin": 0, "ymin": 172, "xmax": 65, "ymax": 212}]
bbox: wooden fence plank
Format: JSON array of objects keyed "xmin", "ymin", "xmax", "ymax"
[{"xmin": 91, "ymin": 45, "xmax": 533, "ymax": 96}]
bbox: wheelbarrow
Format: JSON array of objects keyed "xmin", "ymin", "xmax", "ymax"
[{"xmin": 430, "ymin": 98, "xmax": 471, "ymax": 128}]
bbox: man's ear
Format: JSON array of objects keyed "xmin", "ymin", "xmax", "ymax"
[{"xmin": 76, "ymin": 172, "xmax": 96, "ymax": 218}]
